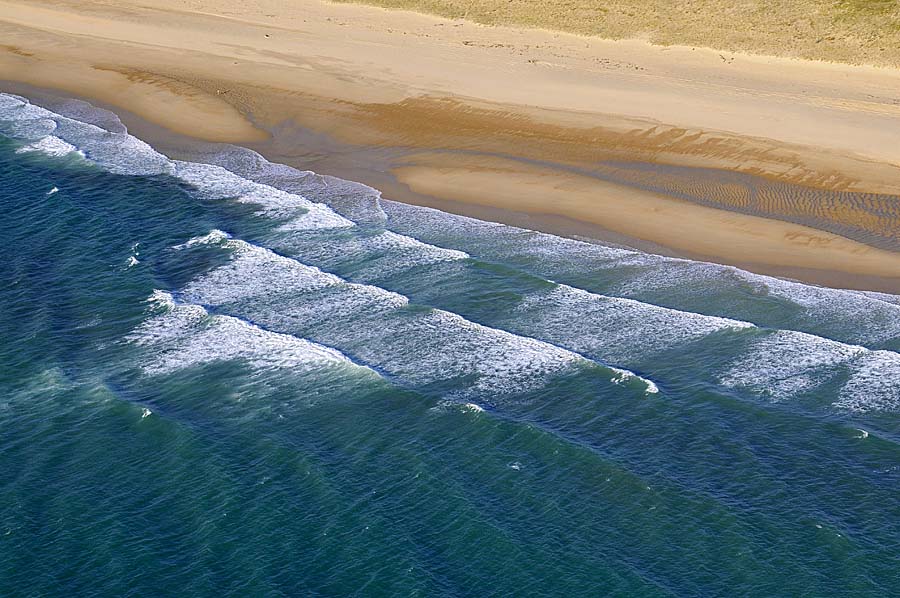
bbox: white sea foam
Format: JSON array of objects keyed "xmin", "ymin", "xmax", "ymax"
[
  {"xmin": 0, "ymin": 93, "xmax": 29, "ymax": 110},
  {"xmin": 734, "ymin": 271, "xmax": 900, "ymax": 345},
  {"xmin": 126, "ymin": 256, "xmax": 139, "ymax": 268},
  {"xmin": 431, "ymin": 400, "xmax": 487, "ymax": 414},
  {"xmin": 382, "ymin": 198, "xmax": 527, "ymax": 237},
  {"xmin": 50, "ymin": 97, "xmax": 128, "ymax": 134},
  {"xmin": 64, "ymin": 123, "xmax": 172, "ymax": 175},
  {"xmin": 0, "ymin": 93, "xmax": 172, "ymax": 176},
  {"xmin": 181, "ymin": 239, "xmax": 363, "ymax": 305},
  {"xmin": 129, "ymin": 291, "xmax": 363, "ymax": 376},
  {"xmin": 365, "ymin": 308, "xmax": 583, "ymax": 396},
  {"xmin": 47, "ymin": 187, "xmax": 59, "ymax": 196},
  {"xmin": 172, "ymin": 160, "xmax": 260, "ymax": 197},
  {"xmin": 610, "ymin": 367, "xmax": 659, "ymax": 394},
  {"xmin": 834, "ymin": 351, "xmax": 900, "ymax": 413},
  {"xmin": 610, "ymin": 370, "xmax": 630, "ymax": 386},
  {"xmin": 15, "ymin": 136, "xmax": 81, "ymax": 158},
  {"xmin": 0, "ymin": 94, "xmax": 58, "ymax": 123},
  {"xmin": 720, "ymin": 330, "xmax": 867, "ymax": 398},
  {"xmin": 180, "ymin": 146, "xmax": 388, "ymax": 224},
  {"xmin": 861, "ymin": 290, "xmax": 900, "ymax": 307},
  {"xmin": 280, "ymin": 229, "xmax": 469, "ymax": 278},
  {"xmin": 173, "ymin": 229, "xmax": 232, "ymax": 249},
  {"xmin": 1, "ymin": 116, "xmax": 58, "ymax": 141},
  {"xmin": 381, "ymin": 199, "xmax": 632, "ymax": 267},
  {"xmin": 608, "ymin": 258, "xmax": 900, "ymax": 347},
  {"xmin": 177, "ymin": 236, "xmax": 409, "ymax": 337},
  {"xmin": 510, "ymin": 285, "xmax": 753, "ymax": 363},
  {"xmin": 515, "ymin": 231, "xmax": 636, "ymax": 265},
  {"xmin": 355, "ymin": 230, "xmax": 468, "ymax": 262},
  {"xmin": 0, "ymin": 95, "xmax": 357, "ymax": 230},
  {"xmin": 605, "ymin": 252, "xmax": 721, "ymax": 287},
  {"xmin": 147, "ymin": 288, "xmax": 177, "ymax": 309},
  {"xmin": 383, "ymin": 199, "xmax": 900, "ymax": 350},
  {"xmin": 137, "ymin": 290, "xmax": 204, "ymax": 342},
  {"xmin": 313, "ymin": 175, "xmax": 388, "ymax": 225},
  {"xmin": 173, "ymin": 161, "xmax": 353, "ymax": 230},
  {"xmin": 170, "ymin": 235, "xmax": 642, "ymax": 399}
]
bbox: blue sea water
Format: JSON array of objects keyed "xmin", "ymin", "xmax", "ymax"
[{"xmin": 1, "ymin": 92, "xmax": 899, "ymax": 596}]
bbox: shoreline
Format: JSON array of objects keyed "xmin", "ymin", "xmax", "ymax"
[
  {"xmin": 2, "ymin": 0, "xmax": 900, "ymax": 292},
  {"xmin": 10, "ymin": 80, "xmax": 900, "ymax": 295}
]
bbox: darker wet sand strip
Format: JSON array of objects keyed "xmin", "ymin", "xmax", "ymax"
[{"xmin": 392, "ymin": 153, "xmax": 900, "ymax": 281}]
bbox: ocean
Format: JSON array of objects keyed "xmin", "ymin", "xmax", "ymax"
[{"xmin": 1, "ymin": 91, "xmax": 898, "ymax": 596}]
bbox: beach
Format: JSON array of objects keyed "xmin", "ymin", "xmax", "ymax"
[
  {"xmin": 1, "ymin": 0, "xmax": 899, "ymax": 290},
  {"xmin": 3, "ymin": 9, "xmax": 900, "ymax": 590}
]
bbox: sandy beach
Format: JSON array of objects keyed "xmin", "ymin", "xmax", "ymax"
[{"xmin": 1, "ymin": 0, "xmax": 899, "ymax": 290}]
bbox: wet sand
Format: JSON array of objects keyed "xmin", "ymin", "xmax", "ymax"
[{"xmin": 2, "ymin": 0, "xmax": 899, "ymax": 290}]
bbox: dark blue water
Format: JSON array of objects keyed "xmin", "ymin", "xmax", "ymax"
[{"xmin": 1, "ymin": 92, "xmax": 899, "ymax": 596}]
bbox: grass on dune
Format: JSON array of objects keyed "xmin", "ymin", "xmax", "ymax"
[{"xmin": 334, "ymin": 0, "xmax": 900, "ymax": 66}]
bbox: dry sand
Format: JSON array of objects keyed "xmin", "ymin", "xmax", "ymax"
[
  {"xmin": 1, "ymin": 0, "xmax": 899, "ymax": 290},
  {"xmin": 336, "ymin": 0, "xmax": 900, "ymax": 69}
]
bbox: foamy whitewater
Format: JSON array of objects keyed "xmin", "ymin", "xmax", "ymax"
[{"xmin": 1, "ymin": 92, "xmax": 898, "ymax": 596}]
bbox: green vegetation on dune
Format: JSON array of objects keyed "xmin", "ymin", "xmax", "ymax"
[{"xmin": 335, "ymin": 0, "xmax": 900, "ymax": 66}]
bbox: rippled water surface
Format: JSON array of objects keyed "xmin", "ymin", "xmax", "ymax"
[{"xmin": 1, "ymin": 93, "xmax": 899, "ymax": 596}]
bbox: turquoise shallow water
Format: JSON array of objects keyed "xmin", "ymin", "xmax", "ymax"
[{"xmin": 1, "ymin": 92, "xmax": 899, "ymax": 596}]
